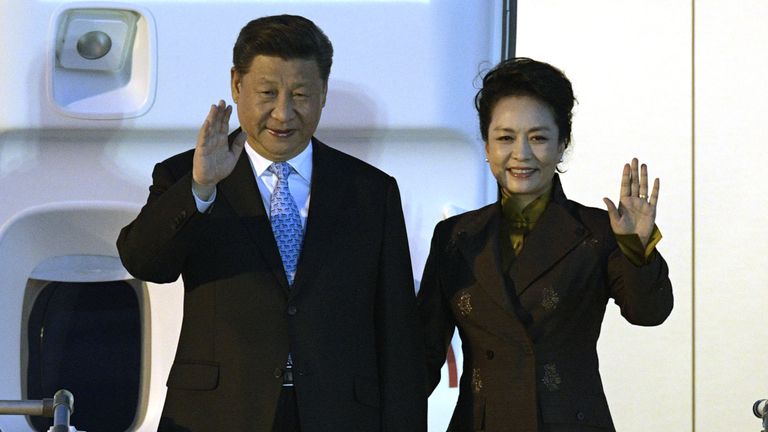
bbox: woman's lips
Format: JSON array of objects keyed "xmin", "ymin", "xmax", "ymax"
[{"xmin": 507, "ymin": 167, "xmax": 537, "ymax": 177}]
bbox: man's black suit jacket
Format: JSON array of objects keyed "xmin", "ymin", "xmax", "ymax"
[{"xmin": 117, "ymin": 133, "xmax": 426, "ymax": 431}]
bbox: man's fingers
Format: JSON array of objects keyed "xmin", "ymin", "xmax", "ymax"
[
  {"xmin": 211, "ymin": 101, "xmax": 224, "ymax": 129},
  {"xmin": 197, "ymin": 101, "xmax": 234, "ymax": 150},
  {"xmin": 231, "ymin": 130, "xmax": 247, "ymax": 151},
  {"xmin": 197, "ymin": 117, "xmax": 211, "ymax": 149},
  {"xmin": 221, "ymin": 104, "xmax": 233, "ymax": 134}
]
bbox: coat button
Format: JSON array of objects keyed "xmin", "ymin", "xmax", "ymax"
[
  {"xmin": 287, "ymin": 305, "xmax": 298, "ymax": 316},
  {"xmin": 576, "ymin": 411, "xmax": 585, "ymax": 421},
  {"xmin": 273, "ymin": 367, "xmax": 283, "ymax": 379},
  {"xmin": 486, "ymin": 350, "xmax": 495, "ymax": 360}
]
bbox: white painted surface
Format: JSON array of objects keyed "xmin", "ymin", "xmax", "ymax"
[
  {"xmin": 9, "ymin": 1, "xmax": 766, "ymax": 431},
  {"xmin": 516, "ymin": 1, "xmax": 692, "ymax": 431},
  {"xmin": 0, "ymin": 1, "xmax": 500, "ymax": 430},
  {"xmin": 695, "ymin": 1, "xmax": 768, "ymax": 431}
]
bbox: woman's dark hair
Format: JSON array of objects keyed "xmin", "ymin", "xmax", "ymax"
[
  {"xmin": 233, "ymin": 15, "xmax": 333, "ymax": 82},
  {"xmin": 475, "ymin": 57, "xmax": 575, "ymax": 148}
]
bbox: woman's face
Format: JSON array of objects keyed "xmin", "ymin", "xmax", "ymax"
[{"xmin": 485, "ymin": 95, "xmax": 565, "ymax": 207}]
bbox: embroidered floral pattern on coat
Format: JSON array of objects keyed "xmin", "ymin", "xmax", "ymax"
[
  {"xmin": 472, "ymin": 368, "xmax": 483, "ymax": 393},
  {"xmin": 541, "ymin": 286, "xmax": 560, "ymax": 311},
  {"xmin": 457, "ymin": 292, "xmax": 472, "ymax": 317},
  {"xmin": 542, "ymin": 363, "xmax": 562, "ymax": 391}
]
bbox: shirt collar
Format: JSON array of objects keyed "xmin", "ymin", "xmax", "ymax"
[
  {"xmin": 245, "ymin": 139, "xmax": 313, "ymax": 183},
  {"xmin": 501, "ymin": 182, "xmax": 553, "ymax": 231}
]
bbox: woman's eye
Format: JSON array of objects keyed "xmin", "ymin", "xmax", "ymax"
[{"xmin": 530, "ymin": 135, "xmax": 548, "ymax": 143}]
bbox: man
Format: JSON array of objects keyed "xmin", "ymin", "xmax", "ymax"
[{"xmin": 117, "ymin": 15, "xmax": 426, "ymax": 432}]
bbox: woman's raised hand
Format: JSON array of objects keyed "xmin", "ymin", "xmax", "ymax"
[{"xmin": 603, "ymin": 158, "xmax": 659, "ymax": 246}]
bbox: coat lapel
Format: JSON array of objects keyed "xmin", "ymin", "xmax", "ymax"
[
  {"xmin": 454, "ymin": 204, "xmax": 514, "ymax": 313},
  {"xmin": 218, "ymin": 131, "xmax": 290, "ymax": 293},
  {"xmin": 288, "ymin": 139, "xmax": 341, "ymax": 297},
  {"xmin": 510, "ymin": 177, "xmax": 588, "ymax": 297}
]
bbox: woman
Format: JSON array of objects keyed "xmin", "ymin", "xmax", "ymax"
[{"xmin": 417, "ymin": 58, "xmax": 673, "ymax": 432}]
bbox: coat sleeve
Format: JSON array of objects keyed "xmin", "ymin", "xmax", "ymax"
[
  {"xmin": 606, "ymin": 241, "xmax": 674, "ymax": 326},
  {"xmin": 116, "ymin": 159, "xmax": 206, "ymax": 283},
  {"xmin": 416, "ymin": 222, "xmax": 457, "ymax": 396},
  {"xmin": 375, "ymin": 177, "xmax": 428, "ymax": 431}
]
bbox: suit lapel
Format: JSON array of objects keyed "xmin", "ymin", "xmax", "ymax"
[
  {"xmin": 218, "ymin": 133, "xmax": 290, "ymax": 293},
  {"xmin": 289, "ymin": 139, "xmax": 341, "ymax": 297},
  {"xmin": 454, "ymin": 204, "xmax": 514, "ymax": 313},
  {"xmin": 510, "ymin": 178, "xmax": 588, "ymax": 297}
]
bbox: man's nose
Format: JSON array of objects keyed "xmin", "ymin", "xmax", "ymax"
[{"xmin": 271, "ymin": 94, "xmax": 295, "ymax": 122}]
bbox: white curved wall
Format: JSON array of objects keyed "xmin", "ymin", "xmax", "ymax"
[
  {"xmin": 5, "ymin": 1, "xmax": 765, "ymax": 431},
  {"xmin": 0, "ymin": 1, "xmax": 502, "ymax": 430}
]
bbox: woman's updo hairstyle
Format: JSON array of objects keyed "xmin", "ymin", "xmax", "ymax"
[{"xmin": 475, "ymin": 57, "xmax": 575, "ymax": 149}]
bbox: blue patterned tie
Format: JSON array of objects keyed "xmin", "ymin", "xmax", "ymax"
[{"xmin": 268, "ymin": 162, "xmax": 303, "ymax": 286}]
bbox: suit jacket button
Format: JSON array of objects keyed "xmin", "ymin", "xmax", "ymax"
[
  {"xmin": 576, "ymin": 411, "xmax": 586, "ymax": 421},
  {"xmin": 287, "ymin": 305, "xmax": 298, "ymax": 316},
  {"xmin": 273, "ymin": 367, "xmax": 283, "ymax": 378},
  {"xmin": 486, "ymin": 350, "xmax": 495, "ymax": 360}
]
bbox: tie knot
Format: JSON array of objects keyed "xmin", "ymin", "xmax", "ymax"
[{"xmin": 269, "ymin": 162, "xmax": 292, "ymax": 180}]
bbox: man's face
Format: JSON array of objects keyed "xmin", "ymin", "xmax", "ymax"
[{"xmin": 231, "ymin": 55, "xmax": 327, "ymax": 161}]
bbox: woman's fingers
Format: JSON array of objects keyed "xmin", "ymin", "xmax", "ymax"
[
  {"xmin": 603, "ymin": 197, "xmax": 620, "ymax": 220},
  {"xmin": 620, "ymin": 163, "xmax": 631, "ymax": 197},
  {"xmin": 630, "ymin": 158, "xmax": 640, "ymax": 197},
  {"xmin": 649, "ymin": 177, "xmax": 660, "ymax": 207},
  {"xmin": 638, "ymin": 163, "xmax": 648, "ymax": 199}
]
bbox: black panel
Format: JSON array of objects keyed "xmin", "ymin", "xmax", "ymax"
[
  {"xmin": 27, "ymin": 281, "xmax": 141, "ymax": 432},
  {"xmin": 501, "ymin": 0, "xmax": 518, "ymax": 60}
]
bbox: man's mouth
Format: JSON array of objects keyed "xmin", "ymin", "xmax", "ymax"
[{"xmin": 268, "ymin": 128, "xmax": 294, "ymax": 138}]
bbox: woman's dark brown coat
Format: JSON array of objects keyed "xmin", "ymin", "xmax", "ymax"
[{"xmin": 418, "ymin": 176, "xmax": 673, "ymax": 432}]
